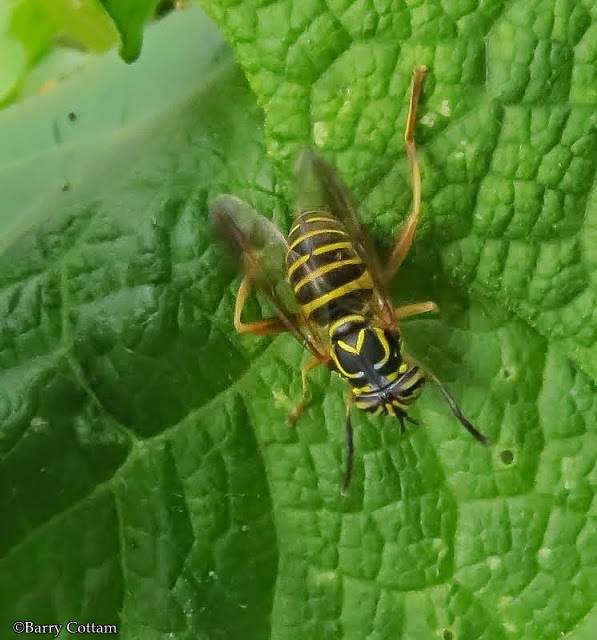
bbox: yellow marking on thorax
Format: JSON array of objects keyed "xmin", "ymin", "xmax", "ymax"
[
  {"xmin": 301, "ymin": 272, "xmax": 373, "ymax": 317},
  {"xmin": 399, "ymin": 363, "xmax": 409, "ymax": 373},
  {"xmin": 288, "ymin": 228, "xmax": 347, "ymax": 251},
  {"xmin": 292, "ymin": 257, "xmax": 363, "ymax": 293},
  {"xmin": 337, "ymin": 328, "xmax": 365, "ymax": 355},
  {"xmin": 328, "ymin": 314, "xmax": 365, "ymax": 337},
  {"xmin": 373, "ymin": 328, "xmax": 390, "ymax": 368}
]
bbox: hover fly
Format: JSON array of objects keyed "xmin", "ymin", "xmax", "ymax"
[{"xmin": 211, "ymin": 67, "xmax": 489, "ymax": 491}]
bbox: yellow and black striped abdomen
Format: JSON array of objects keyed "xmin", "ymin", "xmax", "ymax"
[{"xmin": 286, "ymin": 211, "xmax": 374, "ymax": 326}]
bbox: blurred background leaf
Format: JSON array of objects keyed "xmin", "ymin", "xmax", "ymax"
[{"xmin": 0, "ymin": 0, "xmax": 178, "ymax": 106}]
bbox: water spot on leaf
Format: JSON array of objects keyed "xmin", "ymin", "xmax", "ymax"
[
  {"xmin": 421, "ymin": 112, "xmax": 437, "ymax": 127},
  {"xmin": 439, "ymin": 99, "xmax": 451, "ymax": 116},
  {"xmin": 313, "ymin": 121, "xmax": 330, "ymax": 147}
]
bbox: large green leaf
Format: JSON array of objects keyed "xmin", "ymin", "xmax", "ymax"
[
  {"xmin": 195, "ymin": 4, "xmax": 597, "ymax": 631},
  {"xmin": 0, "ymin": 3, "xmax": 595, "ymax": 640},
  {"xmin": 0, "ymin": 7, "xmax": 278, "ymax": 639}
]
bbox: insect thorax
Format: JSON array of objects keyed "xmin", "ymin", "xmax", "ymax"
[{"xmin": 329, "ymin": 319, "xmax": 426, "ymax": 416}]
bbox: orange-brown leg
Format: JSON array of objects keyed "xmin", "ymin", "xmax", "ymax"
[
  {"xmin": 385, "ymin": 66, "xmax": 427, "ymax": 281},
  {"xmin": 234, "ymin": 275, "xmax": 289, "ymax": 335},
  {"xmin": 394, "ymin": 300, "xmax": 439, "ymax": 321},
  {"xmin": 288, "ymin": 354, "xmax": 327, "ymax": 425}
]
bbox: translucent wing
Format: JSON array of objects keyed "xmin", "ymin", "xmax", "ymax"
[
  {"xmin": 294, "ymin": 150, "xmax": 396, "ymax": 326},
  {"xmin": 210, "ymin": 194, "xmax": 327, "ymax": 357}
]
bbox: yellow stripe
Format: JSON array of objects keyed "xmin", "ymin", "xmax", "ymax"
[
  {"xmin": 356, "ymin": 328, "xmax": 365, "ymax": 353},
  {"xmin": 399, "ymin": 363, "xmax": 409, "ymax": 373},
  {"xmin": 338, "ymin": 329, "xmax": 365, "ymax": 355},
  {"xmin": 302, "ymin": 272, "xmax": 373, "ymax": 318},
  {"xmin": 288, "ymin": 228, "xmax": 348, "ymax": 251},
  {"xmin": 289, "ymin": 215, "xmax": 337, "ymax": 237},
  {"xmin": 385, "ymin": 403, "xmax": 396, "ymax": 417},
  {"xmin": 373, "ymin": 328, "xmax": 390, "ymax": 368},
  {"xmin": 328, "ymin": 314, "xmax": 364, "ymax": 337},
  {"xmin": 293, "ymin": 257, "xmax": 363, "ymax": 293},
  {"xmin": 338, "ymin": 339, "xmax": 358, "ymax": 355},
  {"xmin": 289, "ymin": 223, "xmax": 300, "ymax": 237},
  {"xmin": 287, "ymin": 253, "xmax": 310, "ymax": 278},
  {"xmin": 312, "ymin": 241, "xmax": 353, "ymax": 256}
]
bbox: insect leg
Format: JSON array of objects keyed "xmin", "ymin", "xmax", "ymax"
[
  {"xmin": 385, "ymin": 65, "xmax": 427, "ymax": 281},
  {"xmin": 394, "ymin": 300, "xmax": 439, "ymax": 321},
  {"xmin": 234, "ymin": 275, "xmax": 290, "ymax": 335},
  {"xmin": 288, "ymin": 354, "xmax": 327, "ymax": 425},
  {"xmin": 341, "ymin": 397, "xmax": 354, "ymax": 494}
]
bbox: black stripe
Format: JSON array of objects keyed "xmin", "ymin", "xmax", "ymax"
[
  {"xmin": 375, "ymin": 357, "xmax": 401, "ymax": 377},
  {"xmin": 288, "ymin": 247, "xmax": 358, "ymax": 286},
  {"xmin": 330, "ymin": 317, "xmax": 366, "ymax": 339},
  {"xmin": 295, "ymin": 263, "xmax": 367, "ymax": 304},
  {"xmin": 310, "ymin": 288, "xmax": 372, "ymax": 325},
  {"xmin": 287, "ymin": 216, "xmax": 344, "ymax": 245}
]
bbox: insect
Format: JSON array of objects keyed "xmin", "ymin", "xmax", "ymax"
[{"xmin": 211, "ymin": 67, "xmax": 489, "ymax": 491}]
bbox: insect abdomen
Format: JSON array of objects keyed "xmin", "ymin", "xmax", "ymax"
[{"xmin": 286, "ymin": 211, "xmax": 374, "ymax": 326}]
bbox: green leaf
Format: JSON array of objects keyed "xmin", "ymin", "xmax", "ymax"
[
  {"xmin": 0, "ymin": 0, "xmax": 117, "ymax": 106},
  {"xmin": 98, "ymin": 0, "xmax": 161, "ymax": 61},
  {"xmin": 195, "ymin": 3, "xmax": 597, "ymax": 630},
  {"xmin": 201, "ymin": 0, "xmax": 595, "ymax": 634},
  {"xmin": 0, "ymin": 3, "xmax": 595, "ymax": 640},
  {"xmin": 13, "ymin": 0, "xmax": 118, "ymax": 54},
  {"xmin": 0, "ymin": 7, "xmax": 279, "ymax": 638}
]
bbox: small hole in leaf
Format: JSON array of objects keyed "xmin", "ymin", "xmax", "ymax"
[
  {"xmin": 443, "ymin": 630, "xmax": 453, "ymax": 640},
  {"xmin": 500, "ymin": 449, "xmax": 514, "ymax": 465},
  {"xmin": 62, "ymin": 182, "xmax": 71, "ymax": 192},
  {"xmin": 502, "ymin": 367, "xmax": 512, "ymax": 379},
  {"xmin": 68, "ymin": 111, "xmax": 77, "ymax": 122}
]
